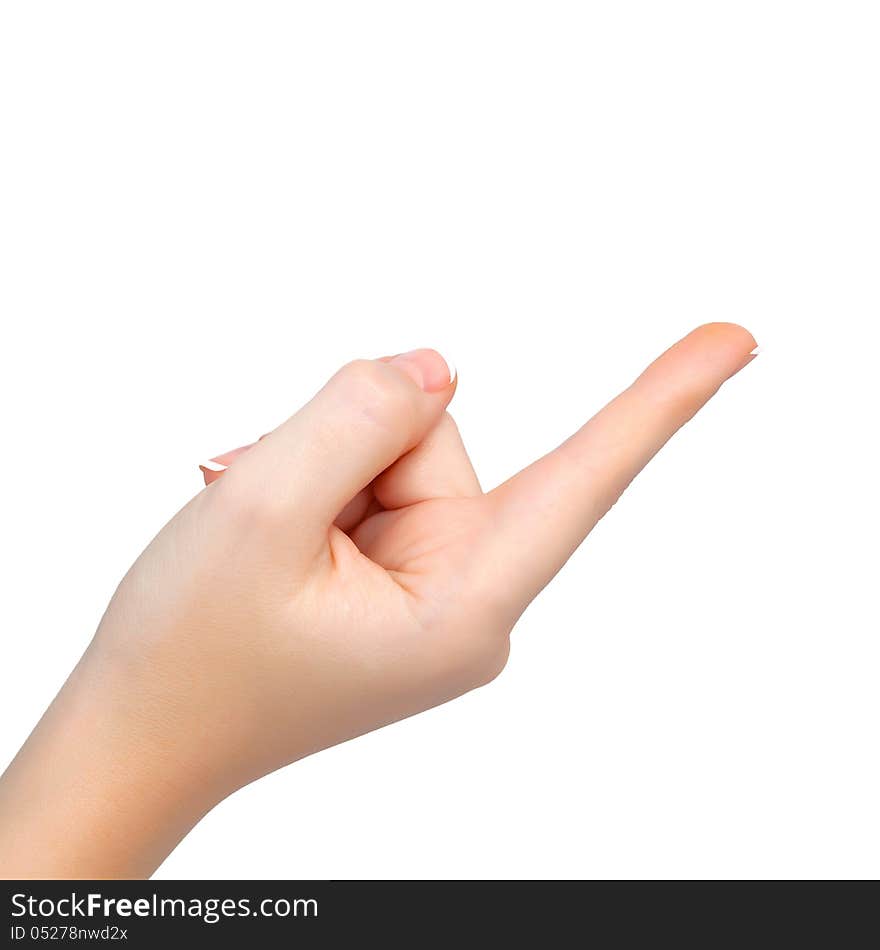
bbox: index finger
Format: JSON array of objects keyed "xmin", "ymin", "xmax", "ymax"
[{"xmin": 487, "ymin": 323, "xmax": 758, "ymax": 610}]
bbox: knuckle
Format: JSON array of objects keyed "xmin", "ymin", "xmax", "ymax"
[
  {"xmin": 338, "ymin": 358, "xmax": 385, "ymax": 388},
  {"xmin": 336, "ymin": 359, "xmax": 414, "ymax": 430}
]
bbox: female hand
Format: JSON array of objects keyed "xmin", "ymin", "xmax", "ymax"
[{"xmin": 0, "ymin": 323, "xmax": 756, "ymax": 878}]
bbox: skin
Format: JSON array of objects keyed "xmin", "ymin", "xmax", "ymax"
[{"xmin": 0, "ymin": 323, "xmax": 756, "ymax": 878}]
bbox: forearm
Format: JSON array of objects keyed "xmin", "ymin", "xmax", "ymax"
[{"xmin": 0, "ymin": 649, "xmax": 220, "ymax": 879}]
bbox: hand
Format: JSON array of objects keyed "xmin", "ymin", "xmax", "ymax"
[{"xmin": 0, "ymin": 323, "xmax": 756, "ymax": 878}]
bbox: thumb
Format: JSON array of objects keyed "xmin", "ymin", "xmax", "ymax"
[{"xmin": 216, "ymin": 349, "xmax": 456, "ymax": 535}]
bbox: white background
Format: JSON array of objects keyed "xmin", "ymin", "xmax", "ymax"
[{"xmin": 1, "ymin": 3, "xmax": 877, "ymax": 879}]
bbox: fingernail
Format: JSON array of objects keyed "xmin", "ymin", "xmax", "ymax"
[
  {"xmin": 388, "ymin": 349, "xmax": 456, "ymax": 392},
  {"xmin": 199, "ymin": 459, "xmax": 228, "ymax": 485},
  {"xmin": 198, "ymin": 442, "xmax": 257, "ymax": 485},
  {"xmin": 750, "ymin": 345, "xmax": 761, "ymax": 356}
]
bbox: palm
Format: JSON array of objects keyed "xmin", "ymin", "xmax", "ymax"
[
  {"xmin": 352, "ymin": 497, "xmax": 481, "ymax": 572},
  {"xmin": 325, "ymin": 494, "xmax": 490, "ymax": 638}
]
